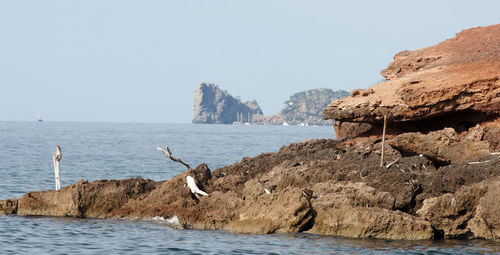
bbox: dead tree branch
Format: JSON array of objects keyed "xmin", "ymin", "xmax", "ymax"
[
  {"xmin": 157, "ymin": 146, "xmax": 191, "ymax": 170},
  {"xmin": 53, "ymin": 145, "xmax": 62, "ymax": 191}
]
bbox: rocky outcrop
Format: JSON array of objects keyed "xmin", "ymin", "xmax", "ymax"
[
  {"xmin": 389, "ymin": 127, "xmax": 491, "ymax": 164},
  {"xmin": 258, "ymin": 88, "xmax": 349, "ymax": 125},
  {"xmin": 324, "ymin": 24, "xmax": 500, "ymax": 141},
  {"xmin": 0, "ymin": 199, "xmax": 17, "ymax": 216},
  {"xmin": 193, "ymin": 83, "xmax": 263, "ymax": 124},
  {"xmin": 17, "ymin": 178, "xmax": 158, "ymax": 218},
  {"xmin": 2, "ymin": 25, "xmax": 499, "ymax": 241},
  {"xmin": 417, "ymin": 177, "xmax": 500, "ymax": 240},
  {"xmin": 3, "ymin": 137, "xmax": 499, "ymax": 240}
]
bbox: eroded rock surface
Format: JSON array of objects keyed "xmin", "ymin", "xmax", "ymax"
[
  {"xmin": 389, "ymin": 127, "xmax": 491, "ymax": 164},
  {"xmin": 6, "ymin": 138, "xmax": 500, "ymax": 240},
  {"xmin": 324, "ymin": 24, "xmax": 500, "ymax": 139},
  {"xmin": 17, "ymin": 178, "xmax": 158, "ymax": 218},
  {"xmin": 417, "ymin": 177, "xmax": 500, "ymax": 240},
  {"xmin": 0, "ymin": 199, "xmax": 18, "ymax": 216}
]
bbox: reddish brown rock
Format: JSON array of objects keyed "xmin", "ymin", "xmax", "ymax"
[{"xmin": 324, "ymin": 24, "xmax": 500, "ymax": 141}]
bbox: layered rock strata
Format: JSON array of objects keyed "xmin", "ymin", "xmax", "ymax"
[{"xmin": 324, "ymin": 24, "xmax": 500, "ymax": 146}]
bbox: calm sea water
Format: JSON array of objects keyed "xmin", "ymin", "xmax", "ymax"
[{"xmin": 0, "ymin": 121, "xmax": 498, "ymax": 254}]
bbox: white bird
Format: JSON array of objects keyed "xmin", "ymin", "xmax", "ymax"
[{"xmin": 186, "ymin": 175, "xmax": 208, "ymax": 196}]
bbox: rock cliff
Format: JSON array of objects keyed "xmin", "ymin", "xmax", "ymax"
[
  {"xmin": 193, "ymin": 83, "xmax": 263, "ymax": 124},
  {"xmin": 258, "ymin": 88, "xmax": 349, "ymax": 125},
  {"xmin": 2, "ymin": 24, "xmax": 500, "ymax": 241},
  {"xmin": 324, "ymin": 24, "xmax": 500, "ymax": 146}
]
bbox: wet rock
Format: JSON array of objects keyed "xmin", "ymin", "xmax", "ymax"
[
  {"xmin": 417, "ymin": 177, "xmax": 500, "ymax": 240},
  {"xmin": 308, "ymin": 206, "xmax": 434, "ymax": 240},
  {"xmin": 0, "ymin": 199, "xmax": 18, "ymax": 215},
  {"xmin": 6, "ymin": 138, "xmax": 500, "ymax": 240},
  {"xmin": 17, "ymin": 178, "xmax": 158, "ymax": 218}
]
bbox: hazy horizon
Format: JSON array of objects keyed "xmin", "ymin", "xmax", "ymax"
[{"xmin": 1, "ymin": 1, "xmax": 499, "ymax": 123}]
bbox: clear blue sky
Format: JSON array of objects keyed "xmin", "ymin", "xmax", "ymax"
[{"xmin": 1, "ymin": 0, "xmax": 499, "ymax": 123}]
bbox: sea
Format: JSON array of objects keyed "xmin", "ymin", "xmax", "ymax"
[{"xmin": 0, "ymin": 121, "xmax": 498, "ymax": 254}]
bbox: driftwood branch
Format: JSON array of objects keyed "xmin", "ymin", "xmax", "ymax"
[
  {"xmin": 386, "ymin": 157, "xmax": 400, "ymax": 169},
  {"xmin": 53, "ymin": 145, "xmax": 62, "ymax": 191},
  {"xmin": 157, "ymin": 145, "xmax": 209, "ymax": 197},
  {"xmin": 157, "ymin": 146, "xmax": 191, "ymax": 170},
  {"xmin": 467, "ymin": 160, "xmax": 490, "ymax": 165}
]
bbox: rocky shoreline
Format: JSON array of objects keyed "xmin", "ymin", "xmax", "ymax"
[
  {"xmin": 1, "ymin": 24, "xmax": 499, "ymax": 241},
  {"xmin": 1, "ymin": 138, "xmax": 499, "ymax": 240}
]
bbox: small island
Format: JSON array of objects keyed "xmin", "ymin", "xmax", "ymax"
[{"xmin": 192, "ymin": 83, "xmax": 349, "ymax": 126}]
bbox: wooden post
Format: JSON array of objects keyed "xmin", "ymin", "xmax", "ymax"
[
  {"xmin": 380, "ymin": 115, "xmax": 387, "ymax": 167},
  {"xmin": 53, "ymin": 145, "xmax": 62, "ymax": 191}
]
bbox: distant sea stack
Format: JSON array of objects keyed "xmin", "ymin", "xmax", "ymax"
[
  {"xmin": 261, "ymin": 88, "xmax": 349, "ymax": 126},
  {"xmin": 193, "ymin": 83, "xmax": 263, "ymax": 124}
]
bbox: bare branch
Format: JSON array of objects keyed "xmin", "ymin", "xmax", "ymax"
[
  {"xmin": 386, "ymin": 157, "xmax": 400, "ymax": 169},
  {"xmin": 467, "ymin": 160, "xmax": 490, "ymax": 165},
  {"xmin": 53, "ymin": 145, "xmax": 62, "ymax": 191},
  {"xmin": 157, "ymin": 146, "xmax": 191, "ymax": 170}
]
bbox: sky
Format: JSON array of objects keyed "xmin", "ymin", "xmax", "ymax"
[{"xmin": 0, "ymin": 1, "xmax": 499, "ymax": 123}]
